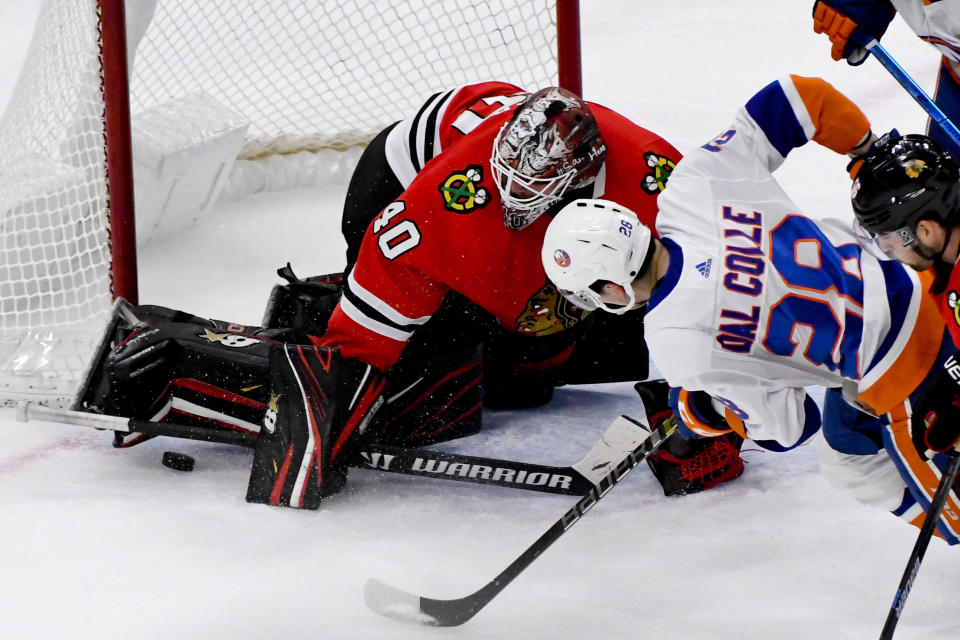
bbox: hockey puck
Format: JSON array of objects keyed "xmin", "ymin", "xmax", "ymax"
[{"xmin": 161, "ymin": 451, "xmax": 195, "ymax": 472}]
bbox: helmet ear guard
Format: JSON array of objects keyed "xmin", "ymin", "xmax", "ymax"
[
  {"xmin": 491, "ymin": 87, "xmax": 607, "ymax": 230},
  {"xmin": 541, "ymin": 199, "xmax": 652, "ymax": 315}
]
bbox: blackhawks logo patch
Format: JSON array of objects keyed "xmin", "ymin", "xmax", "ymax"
[
  {"xmin": 642, "ymin": 152, "xmax": 676, "ymax": 194},
  {"xmin": 439, "ymin": 164, "xmax": 490, "ymax": 213},
  {"xmin": 905, "ymin": 159, "xmax": 927, "ymax": 179},
  {"xmin": 948, "ymin": 290, "xmax": 960, "ymax": 328},
  {"xmin": 515, "ymin": 283, "xmax": 590, "ymax": 336}
]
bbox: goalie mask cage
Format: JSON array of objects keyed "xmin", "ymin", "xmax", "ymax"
[{"xmin": 0, "ymin": 0, "xmax": 582, "ymax": 404}]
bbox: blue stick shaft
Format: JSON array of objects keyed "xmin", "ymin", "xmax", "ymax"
[{"xmin": 867, "ymin": 41, "xmax": 960, "ymax": 150}]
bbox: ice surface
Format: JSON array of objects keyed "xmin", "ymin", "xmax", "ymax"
[{"xmin": 1, "ymin": 2, "xmax": 957, "ymax": 639}]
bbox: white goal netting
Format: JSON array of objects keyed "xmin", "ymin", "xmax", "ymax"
[{"xmin": 0, "ymin": 0, "xmax": 561, "ymax": 404}]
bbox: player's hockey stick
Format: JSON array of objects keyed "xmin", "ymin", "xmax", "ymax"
[
  {"xmin": 879, "ymin": 450, "xmax": 960, "ymax": 640},
  {"xmin": 357, "ymin": 441, "xmax": 604, "ymax": 496},
  {"xmin": 363, "ymin": 414, "xmax": 677, "ymax": 627},
  {"xmin": 865, "ymin": 41, "xmax": 960, "ymax": 151},
  {"xmin": 14, "ymin": 402, "xmax": 612, "ymax": 496}
]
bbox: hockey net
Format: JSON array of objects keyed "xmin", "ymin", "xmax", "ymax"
[{"xmin": 0, "ymin": 0, "xmax": 573, "ymax": 405}]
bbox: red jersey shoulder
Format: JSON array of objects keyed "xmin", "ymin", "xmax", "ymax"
[
  {"xmin": 590, "ymin": 104, "xmax": 681, "ymax": 228},
  {"xmin": 935, "ymin": 261, "xmax": 960, "ymax": 346},
  {"xmin": 400, "ymin": 116, "xmax": 507, "ymax": 223},
  {"xmin": 437, "ymin": 82, "xmax": 529, "ymax": 149}
]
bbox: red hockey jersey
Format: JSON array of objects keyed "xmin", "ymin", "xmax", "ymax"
[
  {"xmin": 931, "ymin": 260, "xmax": 960, "ymax": 348},
  {"xmin": 320, "ymin": 84, "xmax": 681, "ymax": 371},
  {"xmin": 382, "ymin": 81, "xmax": 529, "ymax": 187}
]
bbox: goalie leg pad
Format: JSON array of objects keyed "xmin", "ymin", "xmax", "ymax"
[
  {"xmin": 246, "ymin": 345, "xmax": 385, "ymax": 509},
  {"xmin": 75, "ymin": 300, "xmax": 287, "ymax": 446},
  {"xmin": 373, "ymin": 344, "xmax": 483, "ymax": 447}
]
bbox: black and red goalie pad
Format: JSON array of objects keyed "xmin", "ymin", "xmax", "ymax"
[
  {"xmin": 74, "ymin": 298, "xmax": 484, "ymax": 451},
  {"xmin": 245, "ymin": 344, "xmax": 384, "ymax": 509}
]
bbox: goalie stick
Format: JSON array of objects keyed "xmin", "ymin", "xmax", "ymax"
[
  {"xmin": 363, "ymin": 413, "xmax": 677, "ymax": 627},
  {"xmin": 879, "ymin": 450, "xmax": 960, "ymax": 640},
  {"xmin": 15, "ymin": 402, "xmax": 614, "ymax": 496}
]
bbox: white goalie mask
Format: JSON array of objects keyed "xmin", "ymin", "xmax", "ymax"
[
  {"xmin": 541, "ymin": 199, "xmax": 652, "ymax": 314},
  {"xmin": 491, "ymin": 87, "xmax": 606, "ymax": 230}
]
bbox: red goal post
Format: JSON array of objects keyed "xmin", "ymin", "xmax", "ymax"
[{"xmin": 0, "ymin": 0, "xmax": 582, "ymax": 404}]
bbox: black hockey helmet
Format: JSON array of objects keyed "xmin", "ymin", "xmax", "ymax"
[{"xmin": 852, "ymin": 133, "xmax": 960, "ymax": 236}]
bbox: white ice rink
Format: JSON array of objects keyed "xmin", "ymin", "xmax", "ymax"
[{"xmin": 1, "ymin": 2, "xmax": 957, "ymax": 639}]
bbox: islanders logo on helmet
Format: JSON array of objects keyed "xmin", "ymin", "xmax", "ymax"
[{"xmin": 553, "ymin": 248, "xmax": 571, "ymax": 267}]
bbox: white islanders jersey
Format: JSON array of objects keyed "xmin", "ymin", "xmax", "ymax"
[
  {"xmin": 645, "ymin": 75, "xmax": 944, "ymax": 447},
  {"xmin": 893, "ymin": 0, "xmax": 960, "ymax": 64}
]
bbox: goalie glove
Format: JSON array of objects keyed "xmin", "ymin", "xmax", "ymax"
[
  {"xmin": 812, "ymin": 0, "xmax": 896, "ymax": 66},
  {"xmin": 245, "ymin": 345, "xmax": 384, "ymax": 509},
  {"xmin": 261, "ymin": 265, "xmax": 343, "ymax": 340}
]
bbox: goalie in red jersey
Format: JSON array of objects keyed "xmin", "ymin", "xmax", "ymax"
[
  {"xmin": 78, "ymin": 82, "xmax": 742, "ymax": 508},
  {"xmin": 325, "ymin": 82, "xmax": 675, "ymax": 398}
]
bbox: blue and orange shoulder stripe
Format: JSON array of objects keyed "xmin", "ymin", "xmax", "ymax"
[{"xmin": 745, "ymin": 75, "xmax": 871, "ymax": 157}]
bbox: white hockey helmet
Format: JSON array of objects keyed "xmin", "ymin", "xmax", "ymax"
[{"xmin": 541, "ymin": 199, "xmax": 653, "ymax": 314}]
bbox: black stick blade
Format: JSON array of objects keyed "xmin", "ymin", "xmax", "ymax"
[{"xmin": 364, "ymin": 577, "xmax": 496, "ymax": 627}]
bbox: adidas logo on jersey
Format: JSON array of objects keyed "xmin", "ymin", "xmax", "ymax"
[{"xmin": 695, "ymin": 259, "xmax": 712, "ymax": 278}]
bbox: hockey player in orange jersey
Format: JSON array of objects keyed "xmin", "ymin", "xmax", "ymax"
[
  {"xmin": 850, "ymin": 132, "xmax": 960, "ymax": 525},
  {"xmin": 542, "ymin": 75, "xmax": 960, "ymax": 544}
]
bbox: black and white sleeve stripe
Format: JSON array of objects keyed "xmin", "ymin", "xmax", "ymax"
[
  {"xmin": 340, "ymin": 271, "xmax": 432, "ymax": 343},
  {"xmin": 383, "ymin": 87, "xmax": 458, "ymax": 187}
]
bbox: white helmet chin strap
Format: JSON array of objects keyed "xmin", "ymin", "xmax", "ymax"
[{"xmin": 558, "ymin": 281, "xmax": 636, "ymax": 315}]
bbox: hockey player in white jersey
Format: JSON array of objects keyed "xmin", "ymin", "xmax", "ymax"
[
  {"xmin": 812, "ymin": 0, "xmax": 960, "ymax": 156},
  {"xmin": 541, "ymin": 75, "xmax": 960, "ymax": 544}
]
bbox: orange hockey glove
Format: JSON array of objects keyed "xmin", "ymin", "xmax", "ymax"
[{"xmin": 812, "ymin": 1, "xmax": 896, "ymax": 65}]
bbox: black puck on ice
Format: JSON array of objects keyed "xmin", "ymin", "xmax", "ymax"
[{"xmin": 161, "ymin": 451, "xmax": 195, "ymax": 472}]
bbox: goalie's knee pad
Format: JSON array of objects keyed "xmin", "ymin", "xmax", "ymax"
[
  {"xmin": 646, "ymin": 430, "xmax": 745, "ymax": 497},
  {"xmin": 245, "ymin": 345, "xmax": 385, "ymax": 509},
  {"xmin": 373, "ymin": 343, "xmax": 484, "ymax": 447},
  {"xmin": 75, "ymin": 300, "xmax": 289, "ymax": 446}
]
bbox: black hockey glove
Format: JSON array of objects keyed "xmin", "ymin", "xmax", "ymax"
[
  {"xmin": 261, "ymin": 264, "xmax": 343, "ymax": 340},
  {"xmin": 813, "ymin": 0, "xmax": 895, "ymax": 65},
  {"xmin": 912, "ymin": 352, "xmax": 960, "ymax": 458}
]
